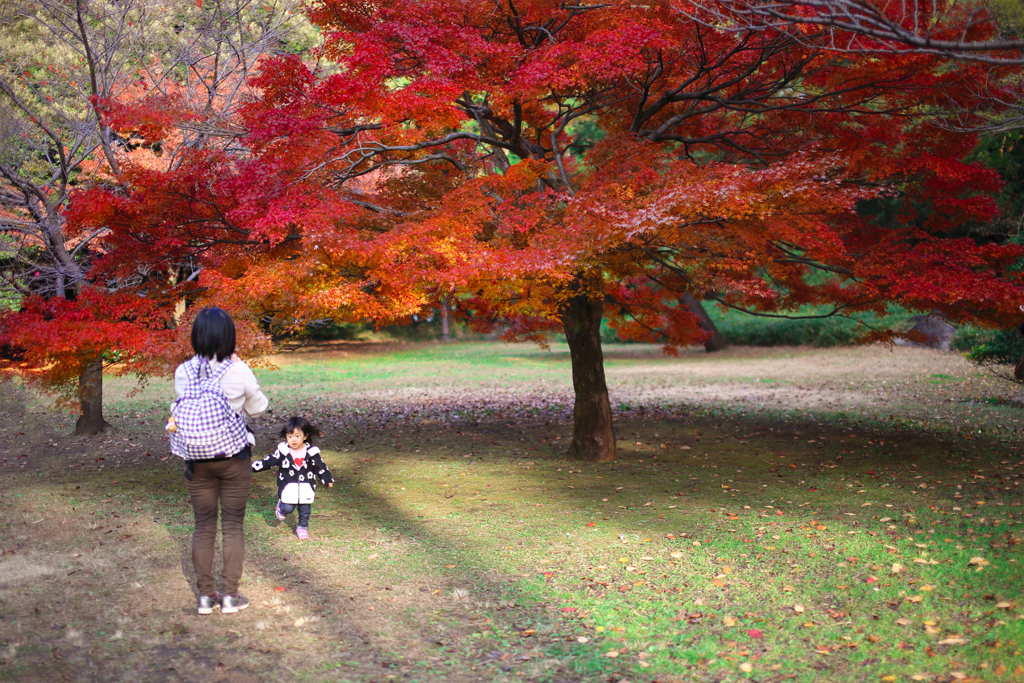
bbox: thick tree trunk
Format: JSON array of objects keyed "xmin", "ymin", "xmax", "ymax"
[
  {"xmin": 562, "ymin": 293, "xmax": 616, "ymax": 462},
  {"xmin": 75, "ymin": 357, "xmax": 110, "ymax": 435},
  {"xmin": 680, "ymin": 292, "xmax": 728, "ymax": 352},
  {"xmin": 440, "ymin": 297, "xmax": 451, "ymax": 342}
]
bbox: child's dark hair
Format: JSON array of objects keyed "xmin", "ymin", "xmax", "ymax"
[{"xmin": 279, "ymin": 416, "xmax": 321, "ymax": 442}]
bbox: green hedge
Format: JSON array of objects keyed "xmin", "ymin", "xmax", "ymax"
[{"xmin": 601, "ymin": 304, "xmax": 915, "ymax": 347}]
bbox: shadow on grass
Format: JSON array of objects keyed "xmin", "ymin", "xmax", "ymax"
[{"xmin": 144, "ymin": 464, "xmax": 634, "ymax": 683}]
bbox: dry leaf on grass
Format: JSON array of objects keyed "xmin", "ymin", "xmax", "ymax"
[{"xmin": 937, "ymin": 636, "xmax": 969, "ymax": 645}]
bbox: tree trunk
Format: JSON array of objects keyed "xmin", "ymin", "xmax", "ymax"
[
  {"xmin": 562, "ymin": 293, "xmax": 616, "ymax": 462},
  {"xmin": 75, "ymin": 357, "xmax": 110, "ymax": 435},
  {"xmin": 680, "ymin": 292, "xmax": 728, "ymax": 352},
  {"xmin": 440, "ymin": 297, "xmax": 451, "ymax": 342}
]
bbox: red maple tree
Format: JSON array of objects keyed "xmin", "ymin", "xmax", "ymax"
[{"xmin": 73, "ymin": 0, "xmax": 1024, "ymax": 456}]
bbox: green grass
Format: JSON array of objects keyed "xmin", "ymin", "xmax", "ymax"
[{"xmin": 3, "ymin": 343, "xmax": 1023, "ymax": 682}]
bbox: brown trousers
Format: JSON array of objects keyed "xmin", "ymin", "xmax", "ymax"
[{"xmin": 185, "ymin": 456, "xmax": 252, "ymax": 596}]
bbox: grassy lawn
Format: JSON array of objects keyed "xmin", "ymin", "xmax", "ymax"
[{"xmin": 0, "ymin": 342, "xmax": 1022, "ymax": 682}]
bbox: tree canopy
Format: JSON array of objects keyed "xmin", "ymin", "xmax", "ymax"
[{"xmin": 4, "ymin": 1, "xmax": 1024, "ymax": 449}]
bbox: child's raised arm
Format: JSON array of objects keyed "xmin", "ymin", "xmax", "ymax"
[{"xmin": 251, "ymin": 448, "xmax": 282, "ymax": 473}]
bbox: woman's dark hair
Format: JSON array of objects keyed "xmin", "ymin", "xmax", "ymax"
[
  {"xmin": 280, "ymin": 416, "xmax": 321, "ymax": 442},
  {"xmin": 191, "ymin": 307, "xmax": 236, "ymax": 361}
]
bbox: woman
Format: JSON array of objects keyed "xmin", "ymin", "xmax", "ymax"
[{"xmin": 173, "ymin": 307, "xmax": 268, "ymax": 615}]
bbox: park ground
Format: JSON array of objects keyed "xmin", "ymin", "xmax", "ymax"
[{"xmin": 0, "ymin": 342, "xmax": 1022, "ymax": 683}]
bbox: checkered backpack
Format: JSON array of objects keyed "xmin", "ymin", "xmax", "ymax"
[{"xmin": 169, "ymin": 356, "xmax": 249, "ymax": 460}]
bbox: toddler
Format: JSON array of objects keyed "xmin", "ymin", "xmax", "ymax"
[{"xmin": 252, "ymin": 416, "xmax": 333, "ymax": 539}]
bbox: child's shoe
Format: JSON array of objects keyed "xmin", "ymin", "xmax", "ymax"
[
  {"xmin": 275, "ymin": 501, "xmax": 286, "ymax": 521},
  {"xmin": 296, "ymin": 527, "xmax": 309, "ymax": 540}
]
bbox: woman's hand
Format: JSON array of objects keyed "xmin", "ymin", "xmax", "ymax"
[{"xmin": 327, "ymin": 483, "xmax": 334, "ymax": 488}]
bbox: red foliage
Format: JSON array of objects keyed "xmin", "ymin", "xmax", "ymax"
[{"xmin": 26, "ymin": 0, "xmax": 1024, "ymax": 387}]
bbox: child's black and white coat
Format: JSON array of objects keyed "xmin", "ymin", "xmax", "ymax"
[{"xmin": 252, "ymin": 442, "xmax": 334, "ymax": 504}]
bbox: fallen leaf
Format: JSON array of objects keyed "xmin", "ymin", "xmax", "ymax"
[
  {"xmin": 639, "ymin": 556, "xmax": 654, "ymax": 561},
  {"xmin": 968, "ymin": 556, "xmax": 990, "ymax": 567},
  {"xmin": 560, "ymin": 607, "xmax": 577, "ymax": 612},
  {"xmin": 670, "ymin": 551, "xmax": 684, "ymax": 559},
  {"xmin": 1013, "ymin": 665, "xmax": 1024, "ymax": 676},
  {"xmin": 867, "ymin": 635, "xmax": 881, "ymax": 644},
  {"xmin": 880, "ymin": 676, "xmax": 897, "ymax": 682},
  {"xmin": 273, "ymin": 586, "xmax": 286, "ymax": 592},
  {"xmin": 793, "ymin": 604, "xmax": 805, "ymax": 614},
  {"xmin": 937, "ymin": 637, "xmax": 970, "ymax": 645},
  {"xmin": 891, "ymin": 563, "xmax": 904, "ymax": 574},
  {"xmin": 866, "ymin": 576, "xmax": 878, "ymax": 584},
  {"xmin": 995, "ymin": 600, "xmax": 1012, "ymax": 609},
  {"xmin": 782, "ymin": 585, "xmax": 794, "ymax": 592},
  {"xmin": 723, "ymin": 615, "xmax": 737, "ymax": 626},
  {"xmin": 586, "ymin": 522, "xmax": 595, "ymax": 527},
  {"xmin": 747, "ymin": 629, "xmax": 763, "ymax": 639},
  {"xmin": 576, "ymin": 636, "xmax": 589, "ymax": 643},
  {"xmin": 919, "ymin": 584, "xmax": 936, "ymax": 592},
  {"xmin": 896, "ymin": 618, "xmax": 912, "ymax": 626},
  {"xmin": 444, "ymin": 564, "xmax": 456, "ymax": 568},
  {"xmin": 905, "ymin": 595, "xmax": 923, "ymax": 603},
  {"xmin": 994, "ymin": 664, "xmax": 1007, "ymax": 676},
  {"xmin": 739, "ymin": 661, "xmax": 753, "ymax": 673},
  {"xmin": 605, "ymin": 650, "xmax": 619, "ymax": 658},
  {"xmin": 367, "ymin": 553, "xmax": 378, "ymax": 560},
  {"xmin": 711, "ymin": 579, "xmax": 725, "ymax": 587},
  {"xmin": 722, "ymin": 566, "xmax": 733, "ymax": 574},
  {"xmin": 294, "ymin": 617, "xmax": 305, "ymax": 628}
]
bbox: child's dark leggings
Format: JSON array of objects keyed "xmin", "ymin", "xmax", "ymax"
[{"xmin": 279, "ymin": 502, "xmax": 311, "ymax": 527}]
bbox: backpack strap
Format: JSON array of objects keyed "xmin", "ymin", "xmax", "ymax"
[
  {"xmin": 182, "ymin": 355, "xmax": 212, "ymax": 383},
  {"xmin": 184, "ymin": 356, "xmax": 233, "ymax": 385},
  {"xmin": 208, "ymin": 357, "xmax": 234, "ymax": 382}
]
